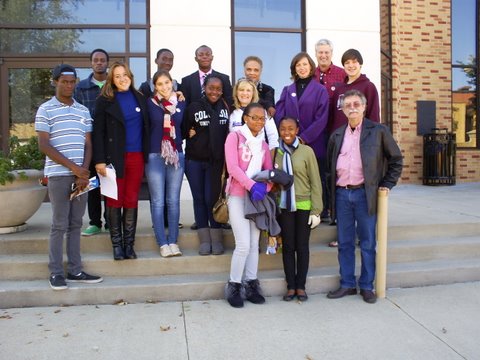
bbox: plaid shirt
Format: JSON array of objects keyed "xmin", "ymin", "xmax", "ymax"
[
  {"xmin": 314, "ymin": 63, "xmax": 346, "ymax": 99},
  {"xmin": 74, "ymin": 73, "xmax": 102, "ymax": 117}
]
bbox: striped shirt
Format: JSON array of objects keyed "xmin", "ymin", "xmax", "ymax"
[{"xmin": 35, "ymin": 96, "xmax": 92, "ymax": 177}]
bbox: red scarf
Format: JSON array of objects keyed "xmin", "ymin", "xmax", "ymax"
[{"xmin": 154, "ymin": 95, "xmax": 179, "ymax": 169}]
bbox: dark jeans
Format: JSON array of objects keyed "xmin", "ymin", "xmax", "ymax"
[
  {"xmin": 278, "ymin": 209, "xmax": 311, "ymax": 290},
  {"xmin": 185, "ymin": 159, "xmax": 221, "ymax": 229},
  {"xmin": 335, "ymin": 187, "xmax": 377, "ymax": 290}
]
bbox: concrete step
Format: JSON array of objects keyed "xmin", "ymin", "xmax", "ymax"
[
  {"xmin": 2, "ymin": 221, "xmax": 479, "ymax": 255},
  {"xmin": 1, "ymin": 236, "xmax": 479, "ymax": 281},
  {"xmin": 0, "ymin": 224, "xmax": 338, "ymax": 255},
  {"xmin": 1, "ymin": 258, "xmax": 479, "ymax": 308}
]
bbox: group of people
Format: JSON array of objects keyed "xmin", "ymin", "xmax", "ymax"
[{"xmin": 35, "ymin": 39, "xmax": 403, "ymax": 307}]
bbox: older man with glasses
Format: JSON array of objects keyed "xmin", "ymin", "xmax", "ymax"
[{"xmin": 326, "ymin": 89, "xmax": 402, "ymax": 304}]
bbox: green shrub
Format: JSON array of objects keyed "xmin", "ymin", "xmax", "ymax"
[{"xmin": 0, "ymin": 136, "xmax": 45, "ymax": 185}]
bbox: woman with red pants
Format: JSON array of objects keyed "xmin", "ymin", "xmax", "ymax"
[{"xmin": 93, "ymin": 62, "xmax": 150, "ymax": 260}]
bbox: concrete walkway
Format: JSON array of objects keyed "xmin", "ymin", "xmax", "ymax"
[
  {"xmin": 1, "ymin": 282, "xmax": 479, "ymax": 360},
  {"xmin": 1, "ymin": 183, "xmax": 479, "ymax": 359}
]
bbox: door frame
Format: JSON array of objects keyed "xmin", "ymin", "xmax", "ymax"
[{"xmin": 0, "ymin": 56, "xmax": 123, "ymax": 153}]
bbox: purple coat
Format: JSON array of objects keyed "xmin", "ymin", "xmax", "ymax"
[{"xmin": 275, "ymin": 80, "xmax": 329, "ymax": 158}]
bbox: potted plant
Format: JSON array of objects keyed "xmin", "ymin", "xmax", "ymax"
[{"xmin": 0, "ymin": 136, "xmax": 46, "ymax": 233}]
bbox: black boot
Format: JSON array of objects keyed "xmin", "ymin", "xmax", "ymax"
[
  {"xmin": 107, "ymin": 207, "xmax": 124, "ymax": 260},
  {"xmin": 226, "ymin": 281, "xmax": 244, "ymax": 308},
  {"xmin": 244, "ymin": 279, "xmax": 265, "ymax": 304},
  {"xmin": 123, "ymin": 208, "xmax": 138, "ymax": 259}
]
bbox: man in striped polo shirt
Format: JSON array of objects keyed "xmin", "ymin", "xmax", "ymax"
[{"xmin": 35, "ymin": 64, "xmax": 103, "ymax": 290}]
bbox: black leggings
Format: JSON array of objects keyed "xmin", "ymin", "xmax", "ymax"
[{"xmin": 278, "ymin": 209, "xmax": 311, "ymax": 290}]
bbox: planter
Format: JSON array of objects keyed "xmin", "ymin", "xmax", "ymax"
[{"xmin": 0, "ymin": 169, "xmax": 47, "ymax": 234}]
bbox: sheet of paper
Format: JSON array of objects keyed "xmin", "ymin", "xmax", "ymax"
[{"xmin": 98, "ymin": 165, "xmax": 117, "ymax": 200}]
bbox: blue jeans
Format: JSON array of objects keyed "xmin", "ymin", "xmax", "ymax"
[
  {"xmin": 146, "ymin": 153, "xmax": 185, "ymax": 246},
  {"xmin": 185, "ymin": 159, "xmax": 220, "ymax": 229},
  {"xmin": 335, "ymin": 187, "xmax": 377, "ymax": 290}
]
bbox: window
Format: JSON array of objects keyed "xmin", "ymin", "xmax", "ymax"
[
  {"xmin": 451, "ymin": 0, "xmax": 479, "ymax": 148},
  {"xmin": 232, "ymin": 0, "xmax": 305, "ymax": 101},
  {"xmin": 0, "ymin": 0, "xmax": 149, "ymax": 151}
]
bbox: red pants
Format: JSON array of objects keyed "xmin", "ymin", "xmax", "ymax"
[{"xmin": 106, "ymin": 152, "xmax": 144, "ymax": 209}]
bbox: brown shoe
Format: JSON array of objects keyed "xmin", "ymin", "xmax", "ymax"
[
  {"xmin": 360, "ymin": 289, "xmax": 377, "ymax": 304},
  {"xmin": 327, "ymin": 287, "xmax": 357, "ymax": 299}
]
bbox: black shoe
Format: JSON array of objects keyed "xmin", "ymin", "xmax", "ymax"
[
  {"xmin": 49, "ymin": 274, "xmax": 67, "ymax": 290},
  {"xmin": 66, "ymin": 271, "xmax": 103, "ymax": 284},
  {"xmin": 226, "ymin": 281, "xmax": 244, "ymax": 308},
  {"xmin": 244, "ymin": 279, "xmax": 265, "ymax": 304},
  {"xmin": 113, "ymin": 246, "xmax": 125, "ymax": 260},
  {"xmin": 360, "ymin": 289, "xmax": 377, "ymax": 304},
  {"xmin": 296, "ymin": 290, "xmax": 308, "ymax": 302},
  {"xmin": 320, "ymin": 209, "xmax": 331, "ymax": 223},
  {"xmin": 327, "ymin": 287, "xmax": 357, "ymax": 299},
  {"xmin": 178, "ymin": 223, "xmax": 183, "ymax": 229},
  {"xmin": 190, "ymin": 222, "xmax": 198, "ymax": 230},
  {"xmin": 124, "ymin": 245, "xmax": 137, "ymax": 259},
  {"xmin": 221, "ymin": 223, "xmax": 231, "ymax": 230},
  {"xmin": 283, "ymin": 290, "xmax": 296, "ymax": 302}
]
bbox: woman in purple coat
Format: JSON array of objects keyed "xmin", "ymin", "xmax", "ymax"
[{"xmin": 275, "ymin": 52, "xmax": 330, "ymax": 222}]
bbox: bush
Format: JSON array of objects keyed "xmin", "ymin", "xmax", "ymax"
[{"xmin": 0, "ymin": 136, "xmax": 45, "ymax": 185}]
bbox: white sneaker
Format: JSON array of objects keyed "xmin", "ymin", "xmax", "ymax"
[
  {"xmin": 169, "ymin": 243, "xmax": 182, "ymax": 256},
  {"xmin": 160, "ymin": 244, "xmax": 174, "ymax": 258}
]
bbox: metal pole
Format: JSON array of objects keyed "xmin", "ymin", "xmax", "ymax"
[{"xmin": 375, "ymin": 189, "xmax": 389, "ymax": 298}]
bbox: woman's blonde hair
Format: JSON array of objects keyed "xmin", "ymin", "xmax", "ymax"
[
  {"xmin": 101, "ymin": 61, "xmax": 135, "ymax": 100},
  {"xmin": 233, "ymin": 78, "xmax": 259, "ymax": 110}
]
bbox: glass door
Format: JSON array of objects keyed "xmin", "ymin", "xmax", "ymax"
[{"xmin": 0, "ymin": 57, "xmax": 123, "ymax": 152}]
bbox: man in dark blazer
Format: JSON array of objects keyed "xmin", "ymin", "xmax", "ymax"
[{"xmin": 179, "ymin": 45, "xmax": 233, "ymax": 108}]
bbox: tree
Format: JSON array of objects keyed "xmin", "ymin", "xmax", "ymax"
[{"xmin": 0, "ymin": 0, "xmax": 83, "ymax": 140}]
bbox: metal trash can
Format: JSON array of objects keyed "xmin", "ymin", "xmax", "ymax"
[{"xmin": 423, "ymin": 128, "xmax": 456, "ymax": 185}]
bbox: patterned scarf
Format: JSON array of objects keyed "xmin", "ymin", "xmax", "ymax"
[
  {"xmin": 154, "ymin": 94, "xmax": 179, "ymax": 169},
  {"xmin": 279, "ymin": 137, "xmax": 299, "ymax": 211}
]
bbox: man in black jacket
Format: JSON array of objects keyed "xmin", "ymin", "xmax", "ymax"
[
  {"xmin": 139, "ymin": 48, "xmax": 178, "ymax": 98},
  {"xmin": 326, "ymin": 89, "xmax": 403, "ymax": 304},
  {"xmin": 180, "ymin": 45, "xmax": 232, "ymax": 108}
]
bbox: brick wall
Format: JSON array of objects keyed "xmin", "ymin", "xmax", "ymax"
[{"xmin": 388, "ymin": 0, "xmax": 480, "ymax": 183}]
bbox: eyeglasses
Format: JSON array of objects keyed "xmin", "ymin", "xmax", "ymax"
[
  {"xmin": 342, "ymin": 101, "xmax": 364, "ymax": 109},
  {"xmin": 245, "ymin": 114, "xmax": 266, "ymax": 122}
]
